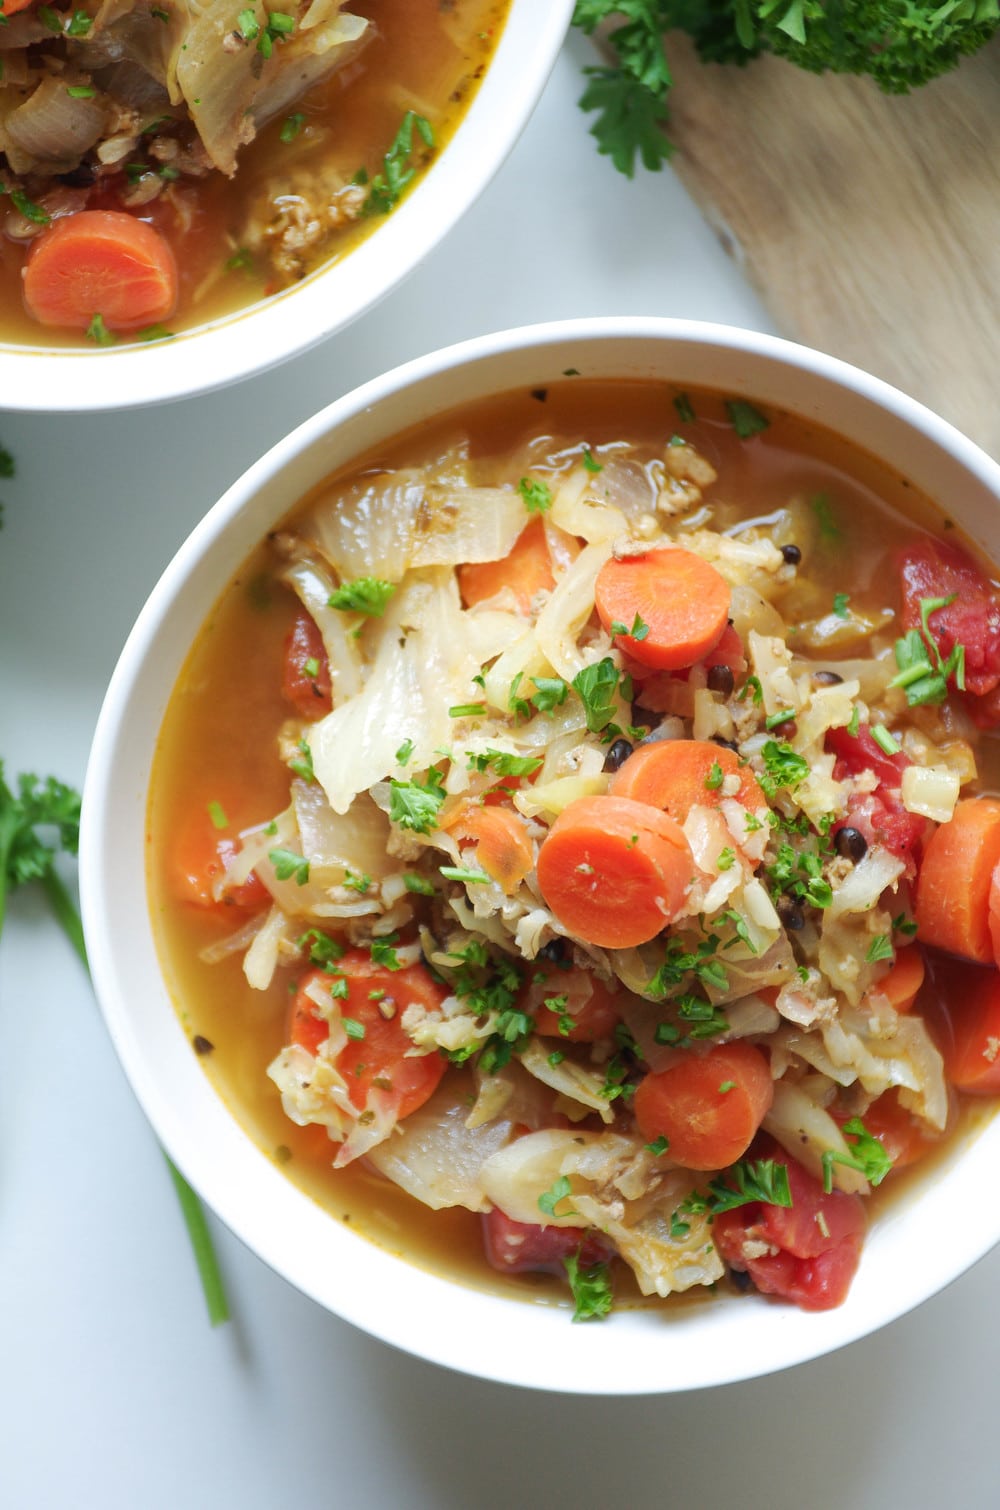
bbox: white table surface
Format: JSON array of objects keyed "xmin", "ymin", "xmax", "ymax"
[{"xmin": 3, "ymin": 29, "xmax": 999, "ymax": 1510}]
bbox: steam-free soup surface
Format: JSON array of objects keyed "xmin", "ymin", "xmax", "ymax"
[{"xmin": 149, "ymin": 380, "xmax": 1000, "ymax": 1314}]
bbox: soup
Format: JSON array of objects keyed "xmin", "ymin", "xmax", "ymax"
[
  {"xmin": 149, "ymin": 381, "xmax": 1000, "ymax": 1318},
  {"xmin": 0, "ymin": 0, "xmax": 507, "ymax": 345}
]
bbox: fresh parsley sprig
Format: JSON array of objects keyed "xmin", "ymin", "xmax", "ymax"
[{"xmin": 0, "ymin": 763, "xmax": 229, "ymax": 1326}]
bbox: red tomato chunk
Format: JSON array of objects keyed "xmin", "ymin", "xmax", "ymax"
[
  {"xmin": 481, "ymin": 1208, "xmax": 614, "ymax": 1275},
  {"xmin": 714, "ymin": 1149, "xmax": 866, "ymax": 1311}
]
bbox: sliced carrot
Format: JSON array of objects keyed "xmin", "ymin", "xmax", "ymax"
[
  {"xmin": 609, "ymin": 739, "xmax": 765, "ymax": 824},
  {"xmin": 913, "ymin": 797, "xmax": 1000, "ymax": 963},
  {"xmin": 633, "ymin": 1041, "xmax": 774, "ymax": 1170},
  {"xmin": 458, "ymin": 516, "xmax": 555, "ymax": 615},
  {"xmin": 535, "ymin": 794, "xmax": 692, "ymax": 949},
  {"xmin": 528, "ymin": 968, "xmax": 620, "ymax": 1042},
  {"xmin": 451, "ymin": 801, "xmax": 534, "ymax": 893},
  {"xmin": 869, "ymin": 946, "xmax": 925, "ymax": 1013},
  {"xmin": 288, "ymin": 953, "xmax": 447, "ymax": 1118},
  {"xmin": 989, "ymin": 859, "xmax": 1000, "ymax": 967},
  {"xmin": 594, "ymin": 548, "xmax": 730, "ymax": 671},
  {"xmin": 23, "ymin": 209, "xmax": 178, "ymax": 332},
  {"xmin": 171, "ymin": 798, "xmax": 269, "ymax": 917},
  {"xmin": 938, "ymin": 968, "xmax": 1000, "ymax": 1094},
  {"xmin": 0, "ymin": 0, "xmax": 36, "ymax": 14},
  {"xmin": 282, "ymin": 609, "xmax": 332, "ymax": 719}
]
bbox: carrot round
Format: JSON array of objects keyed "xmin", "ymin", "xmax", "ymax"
[
  {"xmin": 171, "ymin": 800, "xmax": 269, "ymax": 917},
  {"xmin": 451, "ymin": 802, "xmax": 534, "ymax": 893},
  {"xmin": 594, "ymin": 548, "xmax": 730, "ymax": 670},
  {"xmin": 289, "ymin": 954, "xmax": 446, "ymax": 1117},
  {"xmin": 458, "ymin": 516, "xmax": 554, "ymax": 615},
  {"xmin": 633, "ymin": 1041, "xmax": 774, "ymax": 1170},
  {"xmin": 870, "ymin": 946, "xmax": 925, "ymax": 1013},
  {"xmin": 23, "ymin": 209, "xmax": 178, "ymax": 331},
  {"xmin": 939, "ymin": 968, "xmax": 1000, "ymax": 1094},
  {"xmin": 535, "ymin": 794, "xmax": 692, "ymax": 949},
  {"xmin": 609, "ymin": 739, "xmax": 765, "ymax": 823},
  {"xmin": 914, "ymin": 797, "xmax": 1000, "ymax": 963}
]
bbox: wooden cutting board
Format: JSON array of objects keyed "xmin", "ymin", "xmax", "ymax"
[{"xmin": 645, "ymin": 33, "xmax": 1000, "ymax": 459}]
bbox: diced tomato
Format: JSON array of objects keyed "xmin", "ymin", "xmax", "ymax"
[
  {"xmin": 481, "ymin": 1207, "xmax": 614, "ymax": 1274},
  {"xmin": 899, "ymin": 538, "xmax": 1000, "ymax": 700},
  {"xmin": 843, "ymin": 1090, "xmax": 935, "ymax": 1171},
  {"xmin": 713, "ymin": 1146, "xmax": 866, "ymax": 1311},
  {"xmin": 624, "ymin": 623, "xmax": 746, "ymax": 689},
  {"xmin": 288, "ymin": 955, "xmax": 447, "ymax": 1118},
  {"xmin": 826, "ymin": 724, "xmax": 927, "ymax": 864},
  {"xmin": 282, "ymin": 610, "xmax": 332, "ymax": 719}
]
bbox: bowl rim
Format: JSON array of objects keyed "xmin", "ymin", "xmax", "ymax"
[
  {"xmin": 82, "ymin": 315, "xmax": 1000, "ymax": 1392},
  {"xmin": 0, "ymin": 0, "xmax": 572, "ymax": 415}
]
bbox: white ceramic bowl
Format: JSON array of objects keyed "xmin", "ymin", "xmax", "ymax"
[
  {"xmin": 82, "ymin": 318, "xmax": 1000, "ymax": 1392},
  {"xmin": 0, "ymin": 1, "xmax": 571, "ymax": 414}
]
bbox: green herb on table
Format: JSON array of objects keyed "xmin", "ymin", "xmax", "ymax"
[{"xmin": 0, "ymin": 763, "xmax": 229, "ymax": 1326}]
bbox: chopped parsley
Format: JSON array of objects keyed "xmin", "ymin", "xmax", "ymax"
[
  {"xmin": 467, "ymin": 748, "xmax": 543, "ymax": 778},
  {"xmin": 327, "ymin": 576, "xmax": 396, "ymax": 616},
  {"xmin": 449, "ymin": 703, "xmax": 487, "ymax": 719},
  {"xmin": 716, "ymin": 847, "xmax": 736, "ymax": 871},
  {"xmin": 342, "ymin": 1017, "xmax": 366, "ymax": 1041},
  {"xmin": 725, "ymin": 399, "xmax": 769, "ymax": 439},
  {"xmin": 674, "ymin": 392, "xmax": 695, "ymax": 423},
  {"xmin": 610, "ymin": 611, "xmax": 649, "ymax": 641},
  {"xmin": 370, "ymin": 934, "xmax": 402, "ymax": 971},
  {"xmin": 280, "ymin": 112, "xmax": 306, "ymax": 143},
  {"xmin": 85, "ymin": 313, "xmax": 115, "ymax": 347},
  {"xmin": 538, "ymin": 1175, "xmax": 576, "ymax": 1218},
  {"xmin": 206, "ymin": 800, "xmax": 228, "ymax": 831},
  {"xmin": 646, "ymin": 1135, "xmax": 670, "ymax": 1156},
  {"xmin": 582, "ymin": 447, "xmax": 603, "ymax": 474},
  {"xmin": 519, "ymin": 476, "xmax": 553, "ymax": 514},
  {"xmin": 395, "ymin": 738, "xmax": 414, "ymax": 765},
  {"xmin": 297, "ymin": 928, "xmax": 345, "ymax": 970},
  {"xmin": 810, "ymin": 493, "xmax": 841, "ymax": 542},
  {"xmin": 704, "ymin": 760, "xmax": 724, "ymax": 791},
  {"xmin": 866, "ymin": 934, "xmax": 895, "ymax": 964},
  {"xmin": 821, "ymin": 1117, "xmax": 892, "ymax": 1193},
  {"xmin": 563, "ymin": 1249, "xmax": 613, "ymax": 1322},
  {"xmin": 402, "ymin": 871, "xmax": 435, "ymax": 896},
  {"xmin": 832, "ymin": 592, "xmax": 850, "ymax": 619},
  {"xmin": 269, "ymin": 848, "xmax": 310, "ymax": 885},
  {"xmin": 737, "ymin": 674, "xmax": 763, "ymax": 706},
  {"xmin": 758, "ymin": 740, "xmax": 809, "ymax": 799},
  {"xmin": 871, "ymin": 723, "xmax": 901, "ymax": 756},
  {"xmin": 704, "ymin": 1158, "xmax": 793, "ymax": 1213},
  {"xmin": 890, "ymin": 593, "xmax": 966, "ymax": 707},
  {"xmin": 440, "ymin": 866, "xmax": 492, "ymax": 885},
  {"xmin": 289, "ymin": 737, "xmax": 314, "ymax": 782},
  {"xmin": 572, "ymin": 656, "xmax": 623, "ymax": 733},
  {"xmin": 388, "ymin": 766, "xmax": 447, "ymax": 833}
]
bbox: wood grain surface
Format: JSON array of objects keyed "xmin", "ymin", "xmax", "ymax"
[{"xmin": 656, "ymin": 33, "xmax": 1000, "ymax": 457}]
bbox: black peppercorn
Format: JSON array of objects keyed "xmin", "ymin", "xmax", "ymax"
[
  {"xmin": 777, "ymin": 897, "xmax": 806, "ymax": 931},
  {"xmin": 538, "ymin": 937, "xmax": 570, "ymax": 965},
  {"xmin": 781, "ymin": 543, "xmax": 802, "ymax": 565},
  {"xmin": 834, "ymin": 826, "xmax": 868, "ymax": 863},
  {"xmin": 812, "ymin": 670, "xmax": 844, "ymax": 687},
  {"xmin": 602, "ymin": 737, "xmax": 634, "ymax": 773}
]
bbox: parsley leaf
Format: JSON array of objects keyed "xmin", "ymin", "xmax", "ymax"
[
  {"xmin": 572, "ymin": 656, "xmax": 623, "ymax": 733},
  {"xmin": 327, "ymin": 577, "xmax": 396, "ymax": 617},
  {"xmin": 518, "ymin": 476, "xmax": 553, "ymax": 514},
  {"xmin": 725, "ymin": 399, "xmax": 769, "ymax": 438},
  {"xmin": 563, "ymin": 1248, "xmax": 613, "ymax": 1321},
  {"xmin": 758, "ymin": 740, "xmax": 809, "ymax": 799},
  {"xmin": 821, "ymin": 1117, "xmax": 893, "ymax": 1193},
  {"xmin": 467, "ymin": 749, "xmax": 543, "ymax": 778},
  {"xmin": 269, "ymin": 848, "xmax": 310, "ymax": 885},
  {"xmin": 706, "ymin": 1158, "xmax": 793, "ymax": 1213},
  {"xmin": 573, "ymin": 1, "xmax": 674, "ymax": 178},
  {"xmin": 388, "ymin": 766, "xmax": 447, "ymax": 833},
  {"xmin": 538, "ymin": 1175, "xmax": 576, "ymax": 1218}
]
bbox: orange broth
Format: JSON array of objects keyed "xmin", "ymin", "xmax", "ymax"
[{"xmin": 147, "ymin": 380, "xmax": 1000, "ymax": 1307}]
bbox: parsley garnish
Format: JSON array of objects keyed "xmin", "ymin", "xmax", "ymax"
[
  {"xmin": 866, "ymin": 934, "xmax": 894, "ymax": 964},
  {"xmin": 327, "ymin": 577, "xmax": 395, "ymax": 616},
  {"xmin": 370, "ymin": 934, "xmax": 402, "ymax": 971},
  {"xmin": 758, "ymin": 740, "xmax": 809, "ymax": 799},
  {"xmin": 388, "ymin": 766, "xmax": 447, "ymax": 833},
  {"xmin": 538, "ymin": 1175, "xmax": 576, "ymax": 1218},
  {"xmin": 297, "ymin": 928, "xmax": 345, "ymax": 970},
  {"xmin": 832, "ymin": 592, "xmax": 850, "ymax": 619},
  {"xmin": 890, "ymin": 593, "xmax": 966, "ymax": 707},
  {"xmin": 810, "ymin": 494, "xmax": 841, "ymax": 542},
  {"xmin": 269, "ymin": 848, "xmax": 310, "ymax": 885},
  {"xmin": 737, "ymin": 674, "xmax": 763, "ymax": 705},
  {"xmin": 289, "ymin": 737, "xmax": 314, "ymax": 782},
  {"xmin": 646, "ymin": 1134, "xmax": 669, "ymax": 1156},
  {"xmin": 468, "ymin": 749, "xmax": 543, "ymax": 778},
  {"xmin": 518, "ymin": 476, "xmax": 553, "ymax": 514},
  {"xmin": 582, "ymin": 447, "xmax": 602, "ymax": 473},
  {"xmin": 705, "ymin": 1158, "xmax": 793, "ymax": 1213},
  {"xmin": 725, "ymin": 399, "xmax": 769, "ymax": 438},
  {"xmin": 395, "ymin": 738, "xmax": 414, "ymax": 765},
  {"xmin": 572, "ymin": 656, "xmax": 622, "ymax": 733},
  {"xmin": 673, "ymin": 392, "xmax": 695, "ymax": 423},
  {"xmin": 704, "ymin": 760, "xmax": 724, "ymax": 791},
  {"xmin": 342, "ymin": 1017, "xmax": 365, "ymax": 1041},
  {"xmin": 563, "ymin": 1249, "xmax": 613, "ymax": 1322},
  {"xmin": 280, "ymin": 112, "xmax": 305, "ymax": 143},
  {"xmin": 610, "ymin": 611, "xmax": 649, "ymax": 641},
  {"xmin": 821, "ymin": 1117, "xmax": 893, "ymax": 1193}
]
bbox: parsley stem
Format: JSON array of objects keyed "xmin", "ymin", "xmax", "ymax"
[
  {"xmin": 165, "ymin": 1154, "xmax": 230, "ymax": 1326},
  {"xmin": 26, "ymin": 859, "xmax": 231, "ymax": 1330},
  {"xmin": 41, "ymin": 868, "xmax": 87, "ymax": 968}
]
